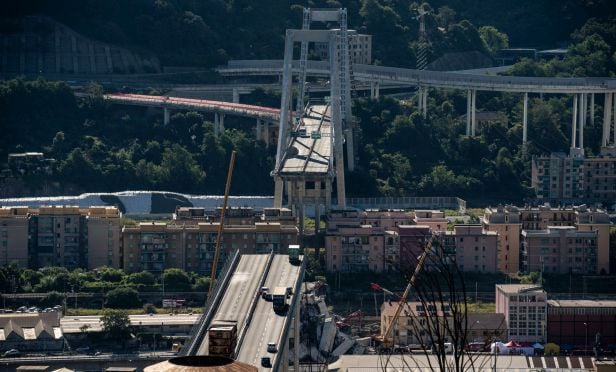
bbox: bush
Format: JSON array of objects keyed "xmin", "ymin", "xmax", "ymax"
[
  {"xmin": 105, "ymin": 287, "xmax": 141, "ymax": 308},
  {"xmin": 143, "ymin": 303, "xmax": 157, "ymax": 314}
]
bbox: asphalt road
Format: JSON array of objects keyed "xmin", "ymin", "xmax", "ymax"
[
  {"xmin": 236, "ymin": 255, "xmax": 302, "ymax": 370},
  {"xmin": 196, "ymin": 254, "xmax": 269, "ymax": 355}
]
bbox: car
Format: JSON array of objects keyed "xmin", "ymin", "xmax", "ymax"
[
  {"xmin": 3, "ymin": 349, "xmax": 20, "ymax": 357},
  {"xmin": 286, "ymin": 287, "xmax": 293, "ymax": 296},
  {"xmin": 264, "ymin": 293, "xmax": 273, "ymax": 301},
  {"xmin": 261, "ymin": 356, "xmax": 271, "ymax": 367},
  {"xmin": 260, "ymin": 286, "xmax": 269, "ymax": 296},
  {"xmin": 267, "ymin": 342, "xmax": 277, "ymax": 353},
  {"xmin": 17, "ymin": 306, "xmax": 27, "ymax": 313},
  {"xmin": 149, "ymin": 313, "xmax": 154, "ymax": 316}
]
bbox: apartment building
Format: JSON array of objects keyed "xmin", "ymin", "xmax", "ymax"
[
  {"xmin": 0, "ymin": 206, "xmax": 29, "ymax": 267},
  {"xmin": 547, "ymin": 299, "xmax": 616, "ymax": 347},
  {"xmin": 484, "ymin": 204, "xmax": 610, "ymax": 274},
  {"xmin": 0, "ymin": 205, "xmax": 121, "ymax": 270},
  {"xmin": 519, "ymin": 204, "xmax": 610, "ymax": 274},
  {"xmin": 482, "ymin": 205, "xmax": 521, "ymax": 273},
  {"xmin": 380, "ymin": 301, "xmax": 506, "ymax": 346},
  {"xmin": 495, "ymin": 284, "xmax": 547, "ymax": 343},
  {"xmin": 314, "ymin": 32, "xmax": 372, "ymax": 65},
  {"xmin": 531, "ymin": 146, "xmax": 616, "ymax": 204},
  {"xmin": 398, "ymin": 225, "xmax": 432, "ymax": 272},
  {"xmin": 521, "ymin": 226, "xmax": 598, "ymax": 274},
  {"xmin": 414, "ymin": 210, "xmax": 448, "ymax": 233},
  {"xmin": 440, "ymin": 225, "xmax": 498, "ymax": 273},
  {"xmin": 122, "ymin": 221, "xmax": 298, "ymax": 274},
  {"xmin": 325, "ymin": 219, "xmax": 385, "ymax": 273}
]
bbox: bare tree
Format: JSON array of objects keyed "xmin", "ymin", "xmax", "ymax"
[{"xmin": 378, "ymin": 235, "xmax": 501, "ymax": 371}]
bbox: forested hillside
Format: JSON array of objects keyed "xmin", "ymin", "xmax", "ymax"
[{"xmin": 6, "ymin": 0, "xmax": 612, "ymax": 69}]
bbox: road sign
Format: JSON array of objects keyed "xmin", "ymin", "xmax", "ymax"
[{"xmin": 311, "ymin": 131, "xmax": 321, "ymax": 139}]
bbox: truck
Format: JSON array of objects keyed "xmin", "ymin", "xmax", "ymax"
[
  {"xmin": 272, "ymin": 286, "xmax": 288, "ymax": 313},
  {"xmin": 207, "ymin": 320, "xmax": 237, "ymax": 357},
  {"xmin": 288, "ymin": 244, "xmax": 300, "ymax": 264}
]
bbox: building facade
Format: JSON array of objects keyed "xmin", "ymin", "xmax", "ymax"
[
  {"xmin": 440, "ymin": 225, "xmax": 498, "ymax": 273},
  {"xmin": 380, "ymin": 301, "xmax": 506, "ymax": 346},
  {"xmin": 521, "ymin": 227, "xmax": 598, "ymax": 274},
  {"xmin": 532, "ymin": 147, "xmax": 616, "ymax": 204},
  {"xmin": 495, "ymin": 284, "xmax": 547, "ymax": 343},
  {"xmin": 547, "ymin": 299, "xmax": 616, "ymax": 349},
  {"xmin": 482, "ymin": 205, "xmax": 521, "ymax": 273},
  {"xmin": 0, "ymin": 206, "xmax": 120, "ymax": 269},
  {"xmin": 314, "ymin": 33, "xmax": 372, "ymax": 65},
  {"xmin": 122, "ymin": 221, "xmax": 298, "ymax": 274}
]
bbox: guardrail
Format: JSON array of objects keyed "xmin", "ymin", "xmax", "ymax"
[
  {"xmin": 346, "ymin": 196, "xmax": 466, "ymax": 212},
  {"xmin": 181, "ymin": 249, "xmax": 240, "ymax": 356},
  {"xmin": 272, "ymin": 257, "xmax": 306, "ymax": 372},
  {"xmin": 233, "ymin": 250, "xmax": 276, "ymax": 357}
]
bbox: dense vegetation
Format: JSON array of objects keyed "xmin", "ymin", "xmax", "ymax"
[
  {"xmin": 7, "ymin": 0, "xmax": 612, "ymax": 69},
  {"xmin": 1, "ymin": 2, "xmax": 615, "ymax": 202}
]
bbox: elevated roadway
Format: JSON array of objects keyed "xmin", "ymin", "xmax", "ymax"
[
  {"xmin": 236, "ymin": 255, "xmax": 304, "ymax": 371},
  {"xmin": 218, "ymin": 60, "xmax": 616, "ymax": 94},
  {"xmin": 104, "ymin": 93, "xmax": 283, "ymax": 122},
  {"xmin": 196, "ymin": 254, "xmax": 270, "ymax": 355}
]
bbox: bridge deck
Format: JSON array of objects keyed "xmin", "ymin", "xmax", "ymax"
[
  {"xmin": 196, "ymin": 254, "xmax": 269, "ymax": 355},
  {"xmin": 279, "ymin": 104, "xmax": 332, "ymax": 177},
  {"xmin": 236, "ymin": 255, "xmax": 304, "ymax": 371}
]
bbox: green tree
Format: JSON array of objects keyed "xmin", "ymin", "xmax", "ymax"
[
  {"xmin": 97, "ymin": 267, "xmax": 125, "ymax": 282},
  {"xmin": 127, "ymin": 271, "xmax": 156, "ymax": 286},
  {"xmin": 161, "ymin": 268, "xmax": 192, "ymax": 292},
  {"xmin": 100, "ymin": 309, "xmax": 131, "ymax": 340},
  {"xmin": 478, "ymin": 26, "xmax": 509, "ymax": 55},
  {"xmin": 105, "ymin": 287, "xmax": 141, "ymax": 309}
]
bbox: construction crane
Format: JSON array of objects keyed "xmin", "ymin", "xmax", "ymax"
[
  {"xmin": 208, "ymin": 150, "xmax": 237, "ymax": 297},
  {"xmin": 373, "ymin": 238, "xmax": 433, "ymax": 348}
]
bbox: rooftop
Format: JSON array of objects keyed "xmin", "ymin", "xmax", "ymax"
[{"xmin": 496, "ymin": 284, "xmax": 545, "ymax": 294}]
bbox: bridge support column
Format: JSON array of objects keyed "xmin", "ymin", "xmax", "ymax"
[
  {"xmin": 590, "ymin": 93, "xmax": 595, "ymax": 126},
  {"xmin": 345, "ymin": 129, "xmax": 355, "ymax": 172},
  {"xmin": 571, "ymin": 94, "xmax": 578, "ymax": 149},
  {"xmin": 264, "ymin": 122, "xmax": 270, "ymax": 147},
  {"xmin": 471, "ymin": 89, "xmax": 477, "ymax": 137},
  {"xmin": 578, "ymin": 93, "xmax": 585, "ymax": 149},
  {"xmin": 603, "ymin": 93, "xmax": 612, "ymax": 147},
  {"xmin": 298, "ymin": 181, "xmax": 305, "ymax": 237},
  {"xmin": 522, "ymin": 92, "xmax": 528, "ymax": 157},
  {"xmin": 370, "ymin": 82, "xmax": 380, "ymax": 99},
  {"xmin": 466, "ymin": 89, "xmax": 472, "ymax": 135},
  {"xmin": 614, "ymin": 93, "xmax": 616, "ymax": 145},
  {"xmin": 315, "ymin": 203, "xmax": 321, "ymax": 234},
  {"xmin": 232, "ymin": 88, "xmax": 240, "ymax": 103},
  {"xmin": 256, "ymin": 119, "xmax": 262, "ymax": 141},
  {"xmin": 274, "ymin": 177, "xmax": 284, "ymax": 209},
  {"xmin": 293, "ymin": 286, "xmax": 300, "ymax": 370},
  {"xmin": 325, "ymin": 179, "xmax": 332, "ymax": 212},
  {"xmin": 417, "ymin": 87, "xmax": 428, "ymax": 119},
  {"xmin": 163, "ymin": 107, "xmax": 170, "ymax": 125},
  {"xmin": 214, "ymin": 112, "xmax": 225, "ymax": 136}
]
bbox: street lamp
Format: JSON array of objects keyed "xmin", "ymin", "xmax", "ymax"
[{"xmin": 584, "ymin": 322, "xmax": 588, "ymax": 356}]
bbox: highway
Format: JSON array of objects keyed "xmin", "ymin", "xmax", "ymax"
[
  {"xmin": 196, "ymin": 254, "xmax": 270, "ymax": 355},
  {"xmin": 279, "ymin": 104, "xmax": 332, "ymax": 176},
  {"xmin": 103, "ymin": 93, "xmax": 283, "ymax": 121},
  {"xmin": 60, "ymin": 313, "xmax": 200, "ymax": 333},
  {"xmin": 236, "ymin": 255, "xmax": 303, "ymax": 371},
  {"xmin": 218, "ymin": 59, "xmax": 616, "ymax": 94}
]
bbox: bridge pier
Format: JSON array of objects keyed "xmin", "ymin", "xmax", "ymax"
[
  {"xmin": 274, "ymin": 177, "xmax": 284, "ymax": 208},
  {"xmin": 256, "ymin": 119, "xmax": 262, "ymax": 141},
  {"xmin": 345, "ymin": 129, "xmax": 355, "ymax": 172},
  {"xmin": 522, "ymin": 92, "xmax": 528, "ymax": 158},
  {"xmin": 214, "ymin": 112, "xmax": 225, "ymax": 136},
  {"xmin": 264, "ymin": 121, "xmax": 270, "ymax": 147},
  {"xmin": 370, "ymin": 81, "xmax": 380, "ymax": 99},
  {"xmin": 578, "ymin": 93, "xmax": 586, "ymax": 149},
  {"xmin": 571, "ymin": 94, "xmax": 578, "ymax": 149},
  {"xmin": 466, "ymin": 89, "xmax": 477, "ymax": 136},
  {"xmin": 605, "ymin": 92, "xmax": 616, "ymax": 147},
  {"xmin": 417, "ymin": 87, "xmax": 427, "ymax": 118},
  {"xmin": 163, "ymin": 107, "xmax": 170, "ymax": 125},
  {"xmin": 590, "ymin": 93, "xmax": 595, "ymax": 126}
]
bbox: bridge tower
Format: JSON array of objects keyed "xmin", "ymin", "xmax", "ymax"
[{"xmin": 273, "ymin": 9, "xmax": 355, "ymax": 221}]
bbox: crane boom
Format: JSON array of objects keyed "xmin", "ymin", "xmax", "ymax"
[
  {"xmin": 378, "ymin": 238, "xmax": 432, "ymax": 347},
  {"xmin": 208, "ymin": 150, "xmax": 237, "ymax": 297}
]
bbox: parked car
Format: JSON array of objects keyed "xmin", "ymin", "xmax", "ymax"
[
  {"xmin": 261, "ymin": 356, "xmax": 271, "ymax": 367},
  {"xmin": 3, "ymin": 349, "xmax": 20, "ymax": 357}
]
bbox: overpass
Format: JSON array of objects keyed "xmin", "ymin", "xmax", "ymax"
[
  {"xmin": 182, "ymin": 250, "xmax": 305, "ymax": 371},
  {"xmin": 219, "ymin": 59, "xmax": 616, "ymax": 147},
  {"xmin": 104, "ymin": 93, "xmax": 286, "ymax": 138}
]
